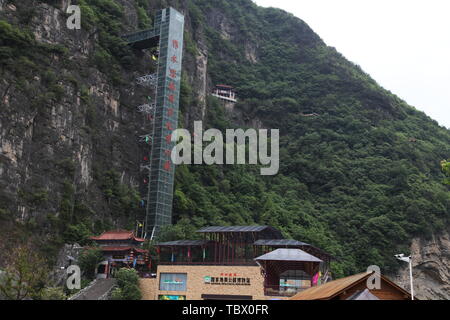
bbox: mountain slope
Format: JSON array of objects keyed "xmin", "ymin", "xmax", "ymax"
[{"xmin": 0, "ymin": 0, "xmax": 449, "ymax": 296}]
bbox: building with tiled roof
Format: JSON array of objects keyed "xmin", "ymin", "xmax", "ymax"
[{"xmin": 89, "ymin": 230, "xmax": 150, "ymax": 278}]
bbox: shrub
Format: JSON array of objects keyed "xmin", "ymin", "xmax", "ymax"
[
  {"xmin": 120, "ymin": 283, "xmax": 141, "ymax": 300},
  {"xmin": 115, "ymin": 268, "xmax": 139, "ymax": 288},
  {"xmin": 41, "ymin": 287, "xmax": 67, "ymax": 300},
  {"xmin": 110, "ymin": 287, "xmax": 123, "ymax": 300},
  {"xmin": 112, "ymin": 268, "xmax": 141, "ymax": 300},
  {"xmin": 78, "ymin": 248, "xmax": 104, "ymax": 280}
]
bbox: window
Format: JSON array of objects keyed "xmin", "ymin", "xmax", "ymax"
[
  {"xmin": 159, "ymin": 273, "xmax": 187, "ymax": 291},
  {"xmin": 279, "ymin": 270, "xmax": 311, "ymax": 291},
  {"xmin": 159, "ymin": 295, "xmax": 186, "ymax": 300}
]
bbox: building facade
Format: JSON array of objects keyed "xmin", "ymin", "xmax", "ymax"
[
  {"xmin": 142, "ymin": 265, "xmax": 268, "ymax": 300},
  {"xmin": 140, "ymin": 225, "xmax": 333, "ymax": 300}
]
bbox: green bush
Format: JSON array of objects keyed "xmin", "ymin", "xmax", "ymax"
[
  {"xmin": 78, "ymin": 248, "xmax": 104, "ymax": 280},
  {"xmin": 112, "ymin": 268, "xmax": 141, "ymax": 300},
  {"xmin": 40, "ymin": 287, "xmax": 67, "ymax": 300},
  {"xmin": 115, "ymin": 268, "xmax": 139, "ymax": 288},
  {"xmin": 120, "ymin": 283, "xmax": 142, "ymax": 300},
  {"xmin": 111, "ymin": 284, "xmax": 142, "ymax": 300},
  {"xmin": 110, "ymin": 287, "xmax": 123, "ymax": 300}
]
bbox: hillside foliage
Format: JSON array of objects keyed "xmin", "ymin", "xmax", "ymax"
[
  {"xmin": 165, "ymin": 0, "xmax": 450, "ymax": 276},
  {"xmin": 0, "ymin": 0, "xmax": 449, "ymax": 278}
]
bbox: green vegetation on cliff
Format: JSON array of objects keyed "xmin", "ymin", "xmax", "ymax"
[
  {"xmin": 0, "ymin": 0, "xmax": 449, "ymax": 278},
  {"xmin": 168, "ymin": 0, "xmax": 450, "ymax": 276}
]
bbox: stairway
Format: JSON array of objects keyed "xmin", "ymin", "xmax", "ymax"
[{"xmin": 71, "ymin": 278, "xmax": 116, "ymax": 300}]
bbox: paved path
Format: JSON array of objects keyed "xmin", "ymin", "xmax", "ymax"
[{"xmin": 73, "ymin": 279, "xmax": 116, "ymax": 300}]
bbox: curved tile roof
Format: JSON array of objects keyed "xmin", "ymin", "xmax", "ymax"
[{"xmin": 90, "ymin": 230, "xmax": 145, "ymax": 242}]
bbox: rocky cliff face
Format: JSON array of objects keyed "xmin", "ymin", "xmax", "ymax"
[
  {"xmin": 0, "ymin": 0, "xmax": 232, "ymax": 252},
  {"xmin": 392, "ymin": 231, "xmax": 450, "ymax": 300},
  {"xmin": 1, "ymin": 1, "xmax": 137, "ymax": 225},
  {"xmin": 0, "ymin": 0, "xmax": 223, "ymax": 254}
]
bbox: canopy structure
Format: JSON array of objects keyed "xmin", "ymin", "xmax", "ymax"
[
  {"xmin": 254, "ymin": 239, "xmax": 334, "ymax": 262},
  {"xmin": 94, "ymin": 246, "xmax": 147, "ymax": 253},
  {"xmin": 198, "ymin": 225, "xmax": 270, "ymax": 232},
  {"xmin": 255, "ymin": 249, "xmax": 323, "ymax": 297},
  {"xmin": 197, "ymin": 225, "xmax": 283, "ymax": 239},
  {"xmin": 255, "ymin": 248, "xmax": 323, "ymax": 263},
  {"xmin": 157, "ymin": 240, "xmax": 211, "ymax": 247},
  {"xmin": 254, "ymin": 239, "xmax": 309, "ymax": 246}
]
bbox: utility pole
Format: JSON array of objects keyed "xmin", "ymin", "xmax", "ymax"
[
  {"xmin": 395, "ymin": 254, "xmax": 414, "ymax": 300},
  {"xmin": 409, "ymin": 257, "xmax": 414, "ymax": 300}
]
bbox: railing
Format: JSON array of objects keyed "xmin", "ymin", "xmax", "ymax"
[
  {"xmin": 122, "ymin": 28, "xmax": 159, "ymax": 44},
  {"xmin": 138, "ymin": 272, "xmax": 156, "ymax": 279},
  {"xmin": 158, "ymin": 260, "xmax": 258, "ymax": 266},
  {"xmin": 264, "ymin": 285, "xmax": 311, "ymax": 297}
]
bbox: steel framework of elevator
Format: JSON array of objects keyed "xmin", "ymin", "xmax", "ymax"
[{"xmin": 123, "ymin": 7, "xmax": 184, "ymax": 240}]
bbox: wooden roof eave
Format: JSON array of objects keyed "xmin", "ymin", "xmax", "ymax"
[{"xmin": 325, "ymin": 274, "xmax": 372, "ymax": 300}]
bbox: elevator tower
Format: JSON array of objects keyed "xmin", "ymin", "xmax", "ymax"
[{"xmin": 124, "ymin": 7, "xmax": 184, "ymax": 239}]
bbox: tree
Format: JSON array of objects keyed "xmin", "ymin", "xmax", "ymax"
[
  {"xmin": 441, "ymin": 160, "xmax": 450, "ymax": 185},
  {"xmin": 115, "ymin": 268, "xmax": 139, "ymax": 288},
  {"xmin": 78, "ymin": 248, "xmax": 104, "ymax": 280},
  {"xmin": 0, "ymin": 245, "xmax": 49, "ymax": 300}
]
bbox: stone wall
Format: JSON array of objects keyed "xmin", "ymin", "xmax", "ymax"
[{"xmin": 139, "ymin": 278, "xmax": 158, "ymax": 300}]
